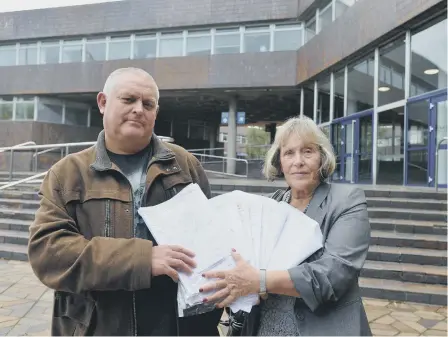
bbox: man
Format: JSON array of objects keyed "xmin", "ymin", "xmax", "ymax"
[{"xmin": 28, "ymin": 67, "xmax": 223, "ymax": 336}]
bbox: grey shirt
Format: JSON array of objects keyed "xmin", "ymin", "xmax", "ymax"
[{"xmin": 107, "ymin": 145, "xmax": 152, "ymax": 240}]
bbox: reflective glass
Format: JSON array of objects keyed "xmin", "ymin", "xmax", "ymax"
[
  {"xmin": 85, "ymin": 39, "xmax": 106, "ymax": 61},
  {"xmin": 16, "ymin": 99, "xmax": 35, "ymax": 120},
  {"xmin": 18, "ymin": 44, "xmax": 38, "ymax": 65},
  {"xmin": 159, "ymin": 33, "xmax": 183, "ymax": 57},
  {"xmin": 108, "ymin": 37, "xmax": 131, "ymax": 60},
  {"xmin": 134, "ymin": 35, "xmax": 157, "ymax": 59},
  {"xmin": 40, "ymin": 42, "xmax": 60, "ymax": 64},
  {"xmin": 0, "ymin": 45, "xmax": 16, "ymax": 66},
  {"xmin": 410, "ymin": 18, "xmax": 447, "ymax": 95},
  {"xmin": 244, "ymin": 27, "xmax": 270, "ymax": 52},
  {"xmin": 62, "ymin": 40, "xmax": 83, "ymax": 63},
  {"xmin": 273, "ymin": 26, "xmax": 302, "ymax": 51},
  {"xmin": 186, "ymin": 32, "xmax": 211, "ymax": 56},
  {"xmin": 214, "ymin": 30, "xmax": 240, "ymax": 54},
  {"xmin": 347, "ymin": 54, "xmax": 374, "ymax": 114},
  {"xmin": 378, "ymin": 37, "xmax": 406, "ymax": 106}
]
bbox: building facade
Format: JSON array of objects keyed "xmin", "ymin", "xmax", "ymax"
[{"xmin": 0, "ymin": 0, "xmax": 446, "ymax": 187}]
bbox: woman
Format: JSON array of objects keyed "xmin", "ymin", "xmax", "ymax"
[{"xmin": 201, "ymin": 116, "xmax": 372, "ymax": 336}]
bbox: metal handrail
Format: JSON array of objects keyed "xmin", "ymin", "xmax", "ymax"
[
  {"xmin": 0, "ymin": 171, "xmax": 47, "ymax": 191},
  {"xmin": 435, "ymin": 136, "xmax": 448, "ymax": 191},
  {"xmin": 190, "ymin": 152, "xmax": 249, "ymax": 178},
  {"xmin": 0, "ymin": 141, "xmax": 36, "ymax": 153}
]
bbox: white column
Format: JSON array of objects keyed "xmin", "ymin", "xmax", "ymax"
[
  {"xmin": 209, "ymin": 124, "xmax": 217, "ymax": 155},
  {"xmin": 372, "ymin": 47, "xmax": 379, "ymax": 185},
  {"xmin": 227, "ymin": 96, "xmax": 237, "ymax": 174}
]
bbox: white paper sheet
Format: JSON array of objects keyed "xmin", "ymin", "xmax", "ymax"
[{"xmin": 138, "ymin": 183, "xmax": 323, "ymax": 317}]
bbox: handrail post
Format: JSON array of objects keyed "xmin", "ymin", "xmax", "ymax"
[
  {"xmin": 34, "ymin": 149, "xmax": 38, "ymax": 172},
  {"xmin": 9, "ymin": 149, "xmax": 14, "ymax": 182},
  {"xmin": 435, "ymin": 137, "xmax": 448, "ymax": 191}
]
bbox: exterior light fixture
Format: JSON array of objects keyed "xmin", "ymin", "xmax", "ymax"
[
  {"xmin": 424, "ymin": 68, "xmax": 439, "ymax": 75},
  {"xmin": 378, "ymin": 86, "xmax": 390, "ymax": 92}
]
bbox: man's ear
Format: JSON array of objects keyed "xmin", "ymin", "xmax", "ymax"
[
  {"xmin": 97, "ymin": 92, "xmax": 107, "ymax": 115},
  {"xmin": 155, "ymin": 105, "xmax": 159, "ymax": 118}
]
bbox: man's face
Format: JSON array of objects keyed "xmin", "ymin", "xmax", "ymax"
[{"xmin": 97, "ymin": 73, "xmax": 159, "ymax": 147}]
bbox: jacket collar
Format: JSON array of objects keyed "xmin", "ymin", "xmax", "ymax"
[{"xmin": 90, "ymin": 130, "xmax": 175, "ymax": 172}]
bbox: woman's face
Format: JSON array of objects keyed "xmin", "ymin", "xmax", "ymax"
[{"xmin": 280, "ymin": 133, "xmax": 322, "ymax": 193}]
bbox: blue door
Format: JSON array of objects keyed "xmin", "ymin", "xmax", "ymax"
[
  {"xmin": 331, "ymin": 111, "xmax": 373, "ymax": 183},
  {"xmin": 406, "ymin": 92, "xmax": 447, "ymax": 187}
]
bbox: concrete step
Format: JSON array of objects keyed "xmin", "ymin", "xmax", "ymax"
[
  {"xmin": 368, "ymin": 245, "xmax": 447, "ymax": 266},
  {"xmin": 371, "ymin": 230, "xmax": 446, "ymax": 250},
  {"xmin": 0, "ymin": 243, "xmax": 28, "ymax": 261},
  {"xmin": 363, "ymin": 189, "xmax": 447, "ymax": 201},
  {"xmin": 0, "ymin": 229, "xmax": 28, "ymax": 245},
  {"xmin": 0, "ymin": 208, "xmax": 36, "ymax": 222},
  {"xmin": 362, "ymin": 261, "xmax": 447, "ymax": 285},
  {"xmin": 0, "ymin": 198, "xmax": 40, "ymax": 210},
  {"xmin": 370, "ymin": 218, "xmax": 447, "ymax": 236},
  {"xmin": 0, "ymin": 190, "xmax": 39, "ymax": 200},
  {"xmin": 366, "ymin": 197, "xmax": 447, "ymax": 212},
  {"xmin": 0, "ymin": 218, "xmax": 31, "ymax": 232},
  {"xmin": 359, "ymin": 277, "xmax": 447, "ymax": 305},
  {"xmin": 368, "ymin": 207, "xmax": 447, "ymax": 223}
]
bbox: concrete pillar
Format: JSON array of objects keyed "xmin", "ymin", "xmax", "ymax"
[
  {"xmin": 209, "ymin": 124, "xmax": 217, "ymax": 155},
  {"xmin": 226, "ymin": 96, "xmax": 237, "ymax": 174}
]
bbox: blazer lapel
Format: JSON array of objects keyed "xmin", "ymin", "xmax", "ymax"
[{"xmin": 306, "ymin": 182, "xmax": 331, "ymax": 230}]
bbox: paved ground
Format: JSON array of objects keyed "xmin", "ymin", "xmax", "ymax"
[{"xmin": 0, "ymin": 260, "xmax": 446, "ymax": 336}]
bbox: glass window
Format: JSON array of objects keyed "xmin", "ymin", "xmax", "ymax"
[
  {"xmin": 214, "ymin": 28, "xmax": 240, "ymax": 54},
  {"xmin": 335, "ymin": 0, "xmax": 356, "ymax": 20},
  {"xmin": 303, "ymin": 87, "xmax": 314, "ymax": 119},
  {"xmin": 90, "ymin": 108, "xmax": 103, "ymax": 128},
  {"xmin": 37, "ymin": 102, "xmax": 63, "ymax": 123},
  {"xmin": 85, "ymin": 38, "xmax": 106, "ymax": 61},
  {"xmin": 410, "ymin": 17, "xmax": 447, "ymax": 95},
  {"xmin": 377, "ymin": 106, "xmax": 405, "ymax": 184},
  {"xmin": 305, "ymin": 19, "xmax": 316, "ymax": 42},
  {"xmin": 65, "ymin": 106, "xmax": 88, "ymax": 126},
  {"xmin": 318, "ymin": 2, "xmax": 333, "ymax": 33},
  {"xmin": 273, "ymin": 25, "xmax": 303, "ymax": 51},
  {"xmin": 333, "ymin": 69, "xmax": 345, "ymax": 119},
  {"xmin": 317, "ymin": 76, "xmax": 331, "ymax": 124},
  {"xmin": 347, "ymin": 54, "xmax": 374, "ymax": 114},
  {"xmin": 244, "ymin": 27, "xmax": 270, "ymax": 53},
  {"xmin": 134, "ymin": 35, "xmax": 157, "ymax": 59},
  {"xmin": 0, "ymin": 98, "xmax": 13, "ymax": 120},
  {"xmin": 108, "ymin": 36, "xmax": 131, "ymax": 60},
  {"xmin": 18, "ymin": 43, "xmax": 38, "ymax": 65},
  {"xmin": 62, "ymin": 40, "xmax": 83, "ymax": 63},
  {"xmin": 186, "ymin": 31, "xmax": 211, "ymax": 56},
  {"xmin": 0, "ymin": 45, "xmax": 16, "ymax": 66},
  {"xmin": 378, "ymin": 37, "xmax": 406, "ymax": 106},
  {"xmin": 16, "ymin": 98, "xmax": 34, "ymax": 120},
  {"xmin": 159, "ymin": 33, "xmax": 183, "ymax": 57},
  {"xmin": 40, "ymin": 42, "xmax": 60, "ymax": 64}
]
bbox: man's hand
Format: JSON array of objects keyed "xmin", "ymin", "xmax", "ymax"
[{"xmin": 151, "ymin": 245, "xmax": 196, "ymax": 282}]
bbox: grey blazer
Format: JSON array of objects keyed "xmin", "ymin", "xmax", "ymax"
[{"xmin": 241, "ymin": 182, "xmax": 372, "ymax": 336}]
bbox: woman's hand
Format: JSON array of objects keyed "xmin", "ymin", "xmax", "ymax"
[{"xmin": 200, "ymin": 250, "xmax": 260, "ymax": 308}]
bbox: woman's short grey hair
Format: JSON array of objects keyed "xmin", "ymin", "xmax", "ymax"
[{"xmin": 263, "ymin": 116, "xmax": 336, "ymax": 181}]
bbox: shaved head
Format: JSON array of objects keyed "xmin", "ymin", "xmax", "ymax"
[{"xmin": 102, "ymin": 67, "xmax": 160, "ymax": 101}]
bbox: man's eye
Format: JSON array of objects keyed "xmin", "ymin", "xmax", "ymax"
[
  {"xmin": 143, "ymin": 102, "xmax": 154, "ymax": 108},
  {"xmin": 123, "ymin": 97, "xmax": 134, "ymax": 103}
]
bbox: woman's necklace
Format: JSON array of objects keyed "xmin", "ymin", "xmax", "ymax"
[{"xmin": 283, "ymin": 190, "xmax": 312, "ymax": 214}]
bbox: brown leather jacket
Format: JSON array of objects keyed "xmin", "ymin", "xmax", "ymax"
[{"xmin": 28, "ymin": 131, "xmax": 222, "ymax": 336}]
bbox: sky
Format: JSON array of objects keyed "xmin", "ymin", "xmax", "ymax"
[{"xmin": 0, "ymin": 0, "xmax": 121, "ymax": 12}]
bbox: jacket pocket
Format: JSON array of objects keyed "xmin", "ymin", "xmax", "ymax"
[
  {"xmin": 53, "ymin": 291, "xmax": 96, "ymax": 336},
  {"xmin": 65, "ymin": 190, "xmax": 131, "ymax": 239}
]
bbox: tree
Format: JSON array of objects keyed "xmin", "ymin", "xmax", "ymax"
[{"xmin": 246, "ymin": 127, "xmax": 270, "ymax": 159}]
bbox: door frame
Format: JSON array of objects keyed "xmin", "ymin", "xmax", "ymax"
[
  {"xmin": 405, "ymin": 89, "xmax": 447, "ymax": 187},
  {"xmin": 331, "ymin": 109, "xmax": 374, "ymax": 184}
]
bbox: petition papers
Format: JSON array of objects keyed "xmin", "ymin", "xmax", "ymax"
[{"xmin": 138, "ymin": 184, "xmax": 323, "ymax": 317}]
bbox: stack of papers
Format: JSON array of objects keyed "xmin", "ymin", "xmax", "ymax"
[{"xmin": 138, "ymin": 183, "xmax": 323, "ymax": 317}]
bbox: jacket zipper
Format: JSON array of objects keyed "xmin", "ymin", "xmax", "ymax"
[{"xmin": 104, "ymin": 200, "xmax": 111, "ymax": 237}]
